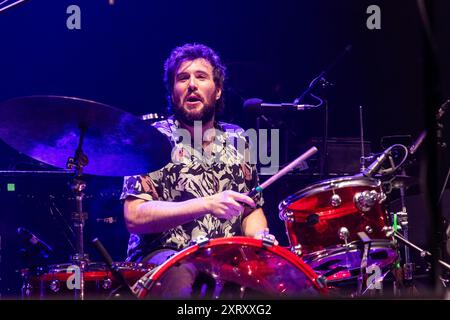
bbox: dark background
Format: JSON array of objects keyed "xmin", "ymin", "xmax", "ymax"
[{"xmin": 0, "ymin": 0, "xmax": 449, "ymax": 297}]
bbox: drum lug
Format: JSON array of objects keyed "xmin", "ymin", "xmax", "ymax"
[
  {"xmin": 102, "ymin": 278, "xmax": 113, "ymax": 290},
  {"xmin": 49, "ymin": 280, "xmax": 61, "ymax": 293},
  {"xmin": 353, "ymin": 190, "xmax": 380, "ymax": 212},
  {"xmin": 382, "ymin": 226, "xmax": 395, "ymax": 237},
  {"xmin": 365, "ymin": 225, "xmax": 373, "ymax": 234},
  {"xmin": 281, "ymin": 210, "xmax": 294, "ymax": 222},
  {"xmin": 192, "ymin": 236, "xmax": 210, "ymax": 247},
  {"xmin": 291, "ymin": 244, "xmax": 302, "ymax": 256},
  {"xmin": 134, "ymin": 274, "xmax": 154, "ymax": 295},
  {"xmin": 331, "ymin": 193, "xmax": 342, "ymax": 207},
  {"xmin": 315, "ymin": 275, "xmax": 328, "ymax": 289},
  {"xmin": 338, "ymin": 227, "xmax": 350, "ymax": 245},
  {"xmin": 262, "ymin": 234, "xmax": 276, "ymax": 248}
]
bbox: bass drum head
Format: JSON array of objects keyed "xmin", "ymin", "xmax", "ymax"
[{"xmin": 141, "ymin": 237, "xmax": 327, "ymax": 299}]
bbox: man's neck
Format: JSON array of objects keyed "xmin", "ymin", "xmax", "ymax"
[{"xmin": 179, "ymin": 117, "xmax": 216, "ymax": 147}]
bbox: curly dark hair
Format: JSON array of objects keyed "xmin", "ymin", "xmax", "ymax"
[{"xmin": 164, "ymin": 43, "xmax": 226, "ymax": 114}]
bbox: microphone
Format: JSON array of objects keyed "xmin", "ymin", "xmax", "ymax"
[
  {"xmin": 243, "ymin": 98, "xmax": 317, "ymax": 114},
  {"xmin": 362, "ymin": 149, "xmax": 391, "ymax": 178},
  {"xmin": 17, "ymin": 227, "xmax": 53, "ymax": 258}
]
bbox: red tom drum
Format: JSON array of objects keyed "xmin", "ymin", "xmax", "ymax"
[{"xmin": 279, "ymin": 175, "xmax": 392, "ymax": 254}]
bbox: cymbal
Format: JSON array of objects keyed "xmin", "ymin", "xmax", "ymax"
[{"xmin": 0, "ymin": 96, "xmax": 172, "ymax": 176}]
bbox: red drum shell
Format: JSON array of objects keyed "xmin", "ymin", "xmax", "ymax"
[
  {"xmin": 25, "ymin": 262, "xmax": 154, "ymax": 299},
  {"xmin": 136, "ymin": 236, "xmax": 327, "ymax": 298},
  {"xmin": 279, "ymin": 175, "xmax": 390, "ymax": 254}
]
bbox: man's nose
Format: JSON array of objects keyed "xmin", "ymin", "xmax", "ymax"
[{"xmin": 188, "ymin": 76, "xmax": 197, "ymax": 90}]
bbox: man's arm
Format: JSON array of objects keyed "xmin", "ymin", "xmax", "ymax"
[
  {"xmin": 124, "ymin": 197, "xmax": 208, "ymax": 234},
  {"xmin": 241, "ymin": 207, "xmax": 268, "ymax": 237},
  {"xmin": 124, "ymin": 190, "xmax": 256, "ymax": 234}
]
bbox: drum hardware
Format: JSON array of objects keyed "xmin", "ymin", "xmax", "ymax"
[
  {"xmin": 331, "ymin": 192, "xmax": 342, "ymax": 207},
  {"xmin": 393, "ymin": 231, "xmax": 450, "ymax": 271},
  {"xmin": 338, "ymin": 227, "xmax": 350, "ymax": 246},
  {"xmin": 359, "ymin": 105, "xmax": 366, "ymax": 172},
  {"xmin": 283, "ymin": 210, "xmax": 294, "ymax": 222},
  {"xmin": 191, "ymin": 235, "xmax": 210, "ymax": 247},
  {"xmin": 393, "ymin": 230, "xmax": 450, "ymax": 294},
  {"xmin": 391, "ymin": 167, "xmax": 414, "ymax": 289},
  {"xmin": 356, "ymin": 232, "xmax": 372, "ymax": 295},
  {"xmin": 355, "ymin": 231, "xmax": 389, "ymax": 296},
  {"xmin": 91, "ymin": 238, "xmax": 138, "ymax": 299},
  {"xmin": 291, "ymin": 244, "xmax": 303, "ymax": 256},
  {"xmin": 383, "ymin": 226, "xmax": 395, "ymax": 238},
  {"xmin": 261, "ymin": 233, "xmax": 276, "ymax": 248},
  {"xmin": 365, "ymin": 226, "xmax": 373, "ymax": 234},
  {"xmin": 353, "ymin": 190, "xmax": 384, "ymax": 212},
  {"xmin": 0, "ymin": 95, "xmax": 172, "ymax": 299}
]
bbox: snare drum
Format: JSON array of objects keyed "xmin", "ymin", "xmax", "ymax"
[
  {"xmin": 304, "ymin": 239, "xmax": 398, "ymax": 285},
  {"xmin": 23, "ymin": 261, "xmax": 154, "ymax": 299},
  {"xmin": 133, "ymin": 236, "xmax": 327, "ymax": 299},
  {"xmin": 279, "ymin": 175, "xmax": 391, "ymax": 254}
]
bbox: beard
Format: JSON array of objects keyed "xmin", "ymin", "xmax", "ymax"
[{"xmin": 173, "ymin": 98, "xmax": 216, "ymax": 127}]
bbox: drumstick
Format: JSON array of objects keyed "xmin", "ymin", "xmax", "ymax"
[{"xmin": 247, "ymin": 146, "xmax": 318, "ymax": 198}]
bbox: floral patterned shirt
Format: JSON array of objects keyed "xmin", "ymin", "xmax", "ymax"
[{"xmin": 120, "ymin": 116, "xmax": 263, "ymax": 262}]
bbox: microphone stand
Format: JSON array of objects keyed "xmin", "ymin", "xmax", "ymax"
[
  {"xmin": 397, "ymin": 168, "xmax": 414, "ymax": 292},
  {"xmin": 293, "ymin": 46, "xmax": 351, "ymax": 178}
]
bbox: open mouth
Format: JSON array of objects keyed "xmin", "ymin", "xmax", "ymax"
[{"xmin": 185, "ymin": 95, "xmax": 203, "ymax": 107}]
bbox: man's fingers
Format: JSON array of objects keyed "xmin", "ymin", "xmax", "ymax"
[{"xmin": 228, "ymin": 191, "xmax": 256, "ymax": 208}]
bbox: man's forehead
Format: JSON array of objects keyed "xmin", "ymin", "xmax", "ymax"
[{"xmin": 176, "ymin": 58, "xmax": 213, "ymax": 74}]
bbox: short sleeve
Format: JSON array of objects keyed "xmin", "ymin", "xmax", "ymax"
[{"xmin": 120, "ymin": 174, "xmax": 160, "ymax": 202}]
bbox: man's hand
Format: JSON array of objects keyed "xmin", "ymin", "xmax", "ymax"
[{"xmin": 205, "ymin": 190, "xmax": 256, "ymax": 220}]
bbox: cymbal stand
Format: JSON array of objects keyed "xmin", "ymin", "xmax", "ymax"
[
  {"xmin": 396, "ymin": 169, "xmax": 414, "ymax": 292},
  {"xmin": 66, "ymin": 126, "xmax": 89, "ymax": 300}
]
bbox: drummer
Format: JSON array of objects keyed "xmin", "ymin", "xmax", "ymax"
[{"xmin": 120, "ymin": 43, "xmax": 275, "ymax": 297}]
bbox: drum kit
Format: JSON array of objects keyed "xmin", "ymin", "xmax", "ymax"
[{"xmin": 0, "ymin": 95, "xmax": 448, "ymax": 300}]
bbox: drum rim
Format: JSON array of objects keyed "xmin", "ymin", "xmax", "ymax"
[
  {"xmin": 145, "ymin": 236, "xmax": 327, "ymax": 295},
  {"xmin": 278, "ymin": 174, "xmax": 381, "ymax": 214}
]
